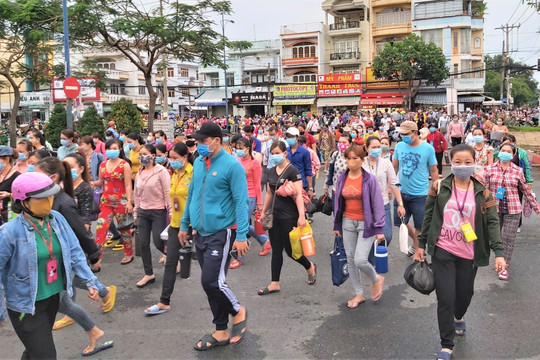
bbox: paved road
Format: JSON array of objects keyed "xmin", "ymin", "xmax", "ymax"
[{"xmin": 1, "ymin": 168, "xmax": 540, "ymax": 359}]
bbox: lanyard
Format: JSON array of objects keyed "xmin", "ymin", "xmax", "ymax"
[
  {"xmin": 452, "ymin": 180, "xmax": 471, "ymax": 219},
  {"xmin": 365, "ymin": 158, "xmax": 379, "ymax": 176},
  {"xmin": 24, "ymin": 214, "xmax": 55, "ymax": 260}
]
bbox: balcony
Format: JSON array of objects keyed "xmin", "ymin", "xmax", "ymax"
[
  {"xmin": 103, "ymin": 69, "xmax": 130, "ymax": 81},
  {"xmin": 329, "ymin": 20, "xmax": 362, "ymax": 36},
  {"xmin": 329, "ymin": 52, "xmax": 361, "ymax": 65},
  {"xmin": 371, "ymin": 0, "xmax": 410, "ymax": 7},
  {"xmin": 376, "ymin": 10, "xmax": 410, "ymax": 27},
  {"xmin": 282, "ymin": 56, "xmax": 318, "ymax": 67}
]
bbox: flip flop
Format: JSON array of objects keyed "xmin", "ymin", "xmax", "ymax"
[
  {"xmin": 436, "ymin": 350, "xmax": 452, "ymax": 360},
  {"xmin": 52, "ymin": 318, "xmax": 75, "ymax": 330},
  {"xmin": 308, "ymin": 263, "xmax": 317, "ymax": 285},
  {"xmin": 120, "ymin": 256, "xmax": 133, "ymax": 265},
  {"xmin": 102, "ymin": 285, "xmax": 117, "ymax": 313},
  {"xmin": 81, "ymin": 340, "xmax": 114, "ymax": 357},
  {"xmin": 194, "ymin": 334, "xmax": 230, "ymax": 351},
  {"xmin": 454, "ymin": 320, "xmax": 466, "ymax": 336},
  {"xmin": 258, "ymin": 287, "xmax": 280, "ymax": 296},
  {"xmin": 104, "ymin": 239, "xmax": 119, "ymax": 248},
  {"xmin": 112, "ymin": 244, "xmax": 124, "ymax": 251},
  {"xmin": 144, "ymin": 304, "xmax": 170, "ymax": 315},
  {"xmin": 230, "ymin": 308, "xmax": 248, "ymax": 345}
]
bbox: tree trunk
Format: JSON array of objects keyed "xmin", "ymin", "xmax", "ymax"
[
  {"xmin": 144, "ymin": 73, "xmax": 156, "ymax": 132},
  {"xmin": 7, "ymin": 76, "xmax": 20, "ymax": 147},
  {"xmin": 407, "ymin": 80, "xmax": 413, "ymax": 112}
]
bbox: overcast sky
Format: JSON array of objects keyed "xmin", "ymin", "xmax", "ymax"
[{"xmin": 217, "ymin": 0, "xmax": 540, "ymax": 82}]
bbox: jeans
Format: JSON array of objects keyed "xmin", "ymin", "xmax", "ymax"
[
  {"xmin": 237, "ymin": 197, "xmax": 268, "ymax": 262},
  {"xmin": 138, "ymin": 208, "xmax": 168, "ymax": 275},
  {"xmin": 393, "ymin": 194, "xmax": 428, "ymax": 230},
  {"xmin": 435, "ymin": 151, "xmax": 444, "ymax": 175},
  {"xmin": 160, "ymin": 226, "xmax": 181, "ymax": 306},
  {"xmin": 342, "ymin": 217, "xmax": 378, "ymax": 296},
  {"xmin": 58, "ymin": 290, "xmax": 94, "ymax": 332},
  {"xmin": 432, "ymin": 246, "xmax": 477, "ymax": 350}
]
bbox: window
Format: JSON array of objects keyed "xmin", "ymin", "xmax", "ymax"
[
  {"xmin": 109, "ymin": 63, "xmax": 116, "ymax": 70},
  {"xmin": 168, "ymin": 88, "xmax": 175, "ymax": 98},
  {"xmin": 292, "ymin": 42, "xmax": 316, "ymax": 58},
  {"xmin": 180, "ymin": 68, "xmax": 189, "ymax": 77},
  {"xmin": 461, "ymin": 60, "xmax": 472, "ymax": 78},
  {"xmin": 120, "ymin": 84, "xmax": 126, "ymax": 95},
  {"xmin": 292, "ymin": 71, "xmax": 316, "ymax": 83},
  {"xmin": 250, "ymin": 72, "xmax": 274, "ymax": 84},
  {"xmin": 460, "ymin": 29, "xmax": 471, "ymax": 54},
  {"xmin": 474, "ymin": 37, "xmax": 481, "ymax": 49},
  {"xmin": 181, "ymin": 89, "xmax": 190, "ymax": 98},
  {"xmin": 453, "ymin": 64, "xmax": 459, "ymax": 75},
  {"xmin": 138, "ymin": 86, "xmax": 146, "ymax": 95},
  {"xmin": 415, "ymin": 1, "xmax": 462, "ymax": 19},
  {"xmin": 226, "ymin": 73, "xmax": 235, "ymax": 86},
  {"xmin": 103, "ymin": 63, "xmax": 109, "ymax": 69},
  {"xmin": 421, "ymin": 29, "xmax": 443, "ymax": 49},
  {"xmin": 474, "ymin": 67, "xmax": 482, "ymax": 78},
  {"xmin": 157, "ymin": 70, "xmax": 163, "ymax": 76},
  {"xmin": 334, "ymin": 38, "xmax": 359, "ymax": 54},
  {"xmin": 196, "ymin": 70, "xmax": 199, "ymax": 79},
  {"xmin": 110, "ymin": 83, "xmax": 119, "ymax": 94},
  {"xmin": 453, "ymin": 31, "xmax": 458, "ymax": 48},
  {"xmin": 333, "ymin": 66, "xmax": 360, "ymax": 74},
  {"xmin": 210, "ymin": 77, "xmax": 219, "ymax": 87},
  {"xmin": 167, "ymin": 67, "xmax": 174, "ymax": 77}
]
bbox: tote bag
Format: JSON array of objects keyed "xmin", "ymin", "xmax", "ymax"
[{"xmin": 330, "ymin": 236, "xmax": 349, "ymax": 286}]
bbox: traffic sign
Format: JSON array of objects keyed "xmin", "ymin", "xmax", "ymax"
[{"xmin": 63, "ymin": 77, "xmax": 81, "ymax": 99}]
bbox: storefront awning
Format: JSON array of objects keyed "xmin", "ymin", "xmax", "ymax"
[
  {"xmin": 274, "ymin": 98, "xmax": 315, "ymax": 106},
  {"xmin": 458, "ymin": 95, "xmax": 485, "ymax": 103},
  {"xmin": 361, "ymin": 95, "xmax": 404, "ymax": 105},
  {"xmin": 317, "ymin": 96, "xmax": 361, "ymax": 107},
  {"xmin": 415, "ymin": 93, "xmax": 447, "ymax": 105},
  {"xmin": 194, "ymin": 87, "xmax": 241, "ymax": 107}
]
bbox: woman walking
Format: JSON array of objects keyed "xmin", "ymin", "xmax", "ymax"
[
  {"xmin": 0, "ymin": 146, "xmax": 20, "ymax": 225},
  {"xmin": 484, "ymin": 143, "xmax": 539, "ymax": 281},
  {"xmin": 133, "ymin": 145, "xmax": 171, "ymax": 288},
  {"xmin": 471, "ymin": 128, "xmax": 493, "ymax": 183},
  {"xmin": 333, "ymin": 144, "xmax": 385, "ymax": 308},
  {"xmin": 318, "ymin": 124, "xmax": 335, "ymax": 173},
  {"xmin": 415, "ymin": 144, "xmax": 507, "ymax": 360},
  {"xmin": 14, "ymin": 140, "xmax": 32, "ymax": 173},
  {"xmin": 258, "ymin": 142, "xmax": 316, "ymax": 295},
  {"xmin": 448, "ymin": 115, "xmax": 464, "ymax": 147},
  {"xmin": 57, "ymin": 129, "xmax": 79, "ymax": 160}
]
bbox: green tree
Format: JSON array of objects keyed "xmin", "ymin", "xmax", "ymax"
[
  {"xmin": 372, "ymin": 34, "xmax": 449, "ymax": 110},
  {"xmin": 76, "ymin": 105, "xmax": 105, "ymax": 136},
  {"xmin": 107, "ymin": 99, "xmax": 143, "ymax": 134},
  {"xmin": 68, "ymin": 0, "xmax": 251, "ymax": 132},
  {"xmin": 0, "ymin": 0, "xmax": 62, "ymax": 145},
  {"xmin": 44, "ymin": 104, "xmax": 67, "ymax": 148}
]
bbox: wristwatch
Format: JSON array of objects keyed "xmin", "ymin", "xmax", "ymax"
[{"xmin": 309, "ymin": 188, "xmax": 314, "ymax": 191}]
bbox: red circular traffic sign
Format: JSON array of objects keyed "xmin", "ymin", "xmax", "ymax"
[{"xmin": 63, "ymin": 77, "xmax": 81, "ymax": 99}]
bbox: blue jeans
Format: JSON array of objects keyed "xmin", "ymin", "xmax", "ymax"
[{"xmin": 237, "ymin": 197, "xmax": 268, "ymax": 262}]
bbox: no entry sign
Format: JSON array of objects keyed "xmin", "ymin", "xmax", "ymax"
[{"xmin": 63, "ymin": 77, "xmax": 81, "ymax": 99}]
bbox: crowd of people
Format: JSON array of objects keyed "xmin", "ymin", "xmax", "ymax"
[{"xmin": 0, "ymin": 106, "xmax": 538, "ymax": 359}]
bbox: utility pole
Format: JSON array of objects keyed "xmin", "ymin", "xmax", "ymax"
[
  {"xmin": 62, "ymin": 0, "xmax": 72, "ymax": 129},
  {"xmin": 267, "ymin": 63, "xmax": 271, "ymax": 116},
  {"xmin": 495, "ymin": 23, "xmax": 520, "ymax": 109},
  {"xmin": 160, "ymin": 0, "xmax": 169, "ymax": 121}
]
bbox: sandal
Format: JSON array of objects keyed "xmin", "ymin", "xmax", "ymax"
[
  {"xmin": 454, "ymin": 319, "xmax": 466, "ymax": 336},
  {"xmin": 308, "ymin": 263, "xmax": 317, "ymax": 285},
  {"xmin": 258, "ymin": 287, "xmax": 280, "ymax": 296},
  {"xmin": 259, "ymin": 243, "xmax": 271, "ymax": 256},
  {"xmin": 120, "ymin": 256, "xmax": 133, "ymax": 265},
  {"xmin": 229, "ymin": 260, "xmax": 243, "ymax": 269},
  {"xmin": 53, "ymin": 318, "xmax": 75, "ymax": 330},
  {"xmin": 194, "ymin": 334, "xmax": 230, "ymax": 351},
  {"xmin": 436, "ymin": 349, "xmax": 452, "ymax": 360},
  {"xmin": 102, "ymin": 285, "xmax": 117, "ymax": 313},
  {"xmin": 230, "ymin": 308, "xmax": 248, "ymax": 345},
  {"xmin": 112, "ymin": 244, "xmax": 124, "ymax": 251}
]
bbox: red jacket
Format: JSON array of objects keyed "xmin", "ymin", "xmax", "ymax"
[{"xmin": 426, "ymin": 131, "xmax": 447, "ymax": 153}]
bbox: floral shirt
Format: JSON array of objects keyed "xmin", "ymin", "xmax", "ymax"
[{"xmin": 100, "ymin": 160, "xmax": 128, "ymax": 206}]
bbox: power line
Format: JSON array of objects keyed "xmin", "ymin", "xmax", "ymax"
[{"xmin": 507, "ymin": 0, "xmax": 523, "ymax": 24}]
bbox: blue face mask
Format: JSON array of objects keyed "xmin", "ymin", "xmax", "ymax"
[
  {"xmin": 368, "ymin": 130, "xmax": 374, "ymax": 134},
  {"xmin": 258, "ymin": 130, "xmax": 263, "ymax": 134},
  {"xmin": 369, "ymin": 148, "xmax": 382, "ymax": 158},
  {"xmin": 71, "ymin": 168, "xmax": 78, "ymax": 180},
  {"xmin": 156, "ymin": 138, "xmax": 163, "ymax": 144},
  {"xmin": 60, "ymin": 139, "xmax": 70, "ymax": 147},
  {"xmin": 0, "ymin": 162, "xmax": 4, "ymax": 172},
  {"xmin": 155, "ymin": 156, "xmax": 166, "ymax": 164},
  {"xmin": 128, "ymin": 143, "xmax": 136, "ymax": 150},
  {"xmin": 271, "ymin": 154, "xmax": 284, "ymax": 165},
  {"xmin": 401, "ymin": 135, "xmax": 413, "ymax": 144},
  {"xmin": 473, "ymin": 135, "xmax": 484, "ymax": 143},
  {"xmin": 119, "ymin": 136, "xmax": 125, "ymax": 142},
  {"xmin": 27, "ymin": 164, "xmax": 35, "ymax": 172},
  {"xmin": 498, "ymin": 152, "xmax": 513, "ymax": 163},
  {"xmin": 18, "ymin": 153, "xmax": 27, "ymax": 161},
  {"xmin": 286, "ymin": 138, "xmax": 297, "ymax": 146},
  {"xmin": 197, "ymin": 139, "xmax": 216, "ymax": 157},
  {"xmin": 235, "ymin": 149, "xmax": 246, "ymax": 158},
  {"xmin": 106, "ymin": 149, "xmax": 120, "ymax": 159},
  {"xmin": 223, "ymin": 137, "xmax": 229, "ymax": 143},
  {"xmin": 26, "ymin": 134, "xmax": 30, "ymax": 141},
  {"xmin": 170, "ymin": 160, "xmax": 184, "ymax": 170},
  {"xmin": 429, "ymin": 127, "xmax": 436, "ymax": 132},
  {"xmin": 351, "ymin": 133, "xmax": 357, "ymax": 139}
]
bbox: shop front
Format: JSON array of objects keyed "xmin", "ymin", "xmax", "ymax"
[
  {"xmin": 360, "ymin": 92, "xmax": 405, "ymax": 110},
  {"xmin": 19, "ymin": 91, "xmax": 52, "ymax": 124},
  {"xmin": 316, "ymin": 73, "xmax": 362, "ymax": 114},
  {"xmin": 231, "ymin": 92, "xmax": 272, "ymax": 117},
  {"xmin": 273, "ymin": 84, "xmax": 317, "ymax": 116}
]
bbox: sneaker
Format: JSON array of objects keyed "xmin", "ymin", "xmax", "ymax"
[
  {"xmin": 407, "ymin": 245, "xmax": 415, "ymax": 257},
  {"xmin": 517, "ymin": 227, "xmax": 522, "ymax": 233},
  {"xmin": 498, "ymin": 269, "xmax": 509, "ymax": 281}
]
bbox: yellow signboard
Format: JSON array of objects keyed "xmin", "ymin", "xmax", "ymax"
[
  {"xmin": 274, "ymin": 84, "xmax": 316, "ymax": 98},
  {"xmin": 365, "ymin": 67, "xmax": 401, "ymax": 89}
]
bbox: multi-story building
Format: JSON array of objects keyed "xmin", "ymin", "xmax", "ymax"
[
  {"xmin": 197, "ymin": 39, "xmax": 281, "ymax": 117},
  {"xmin": 371, "ymin": 0, "xmax": 412, "ymax": 59},
  {"xmin": 157, "ymin": 60, "xmax": 204, "ymax": 117},
  {"xmin": 412, "ymin": 0, "xmax": 486, "ymax": 111}
]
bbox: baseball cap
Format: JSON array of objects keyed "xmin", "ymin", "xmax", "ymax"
[
  {"xmin": 285, "ymin": 127, "xmax": 300, "ymax": 137},
  {"xmin": 190, "ymin": 122, "xmax": 223, "ymax": 140},
  {"xmin": 0, "ymin": 146, "xmax": 13, "ymax": 157},
  {"xmin": 399, "ymin": 121, "xmax": 418, "ymax": 134}
]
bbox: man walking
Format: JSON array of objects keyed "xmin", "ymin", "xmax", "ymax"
[{"xmin": 180, "ymin": 122, "xmax": 249, "ymax": 351}]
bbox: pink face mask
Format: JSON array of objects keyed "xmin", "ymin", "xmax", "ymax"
[{"xmin": 338, "ymin": 143, "xmax": 348, "ymax": 152}]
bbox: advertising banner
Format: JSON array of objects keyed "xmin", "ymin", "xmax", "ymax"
[
  {"xmin": 53, "ymin": 77, "xmax": 100, "ymax": 102},
  {"xmin": 317, "ymin": 73, "xmax": 361, "ymax": 84},
  {"xmin": 365, "ymin": 67, "xmax": 401, "ymax": 89},
  {"xmin": 274, "ymin": 84, "xmax": 316, "ymax": 99},
  {"xmin": 317, "ymin": 83, "xmax": 361, "ymax": 97}
]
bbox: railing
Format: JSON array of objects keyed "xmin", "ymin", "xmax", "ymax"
[
  {"xmin": 330, "ymin": 52, "xmax": 360, "ymax": 61},
  {"xmin": 376, "ymin": 10, "xmax": 410, "ymax": 27},
  {"xmin": 329, "ymin": 21, "xmax": 361, "ymax": 31}
]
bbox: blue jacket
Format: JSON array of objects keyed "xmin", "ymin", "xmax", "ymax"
[
  {"xmin": 333, "ymin": 168, "xmax": 386, "ymax": 238},
  {"xmin": 0, "ymin": 210, "xmax": 100, "ymax": 322},
  {"xmin": 287, "ymin": 145, "xmax": 313, "ymax": 188},
  {"xmin": 180, "ymin": 148, "xmax": 249, "ymax": 240}
]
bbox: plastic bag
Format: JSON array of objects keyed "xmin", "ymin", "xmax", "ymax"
[
  {"xmin": 403, "ymin": 260, "xmax": 435, "ymax": 295},
  {"xmin": 117, "ymin": 212, "xmax": 135, "ymax": 231},
  {"xmin": 160, "ymin": 225, "xmax": 170, "ymax": 241},
  {"xmin": 330, "ymin": 236, "xmax": 349, "ymax": 286},
  {"xmin": 289, "ymin": 222, "xmax": 314, "ymax": 260},
  {"xmin": 399, "ymin": 217, "xmax": 409, "ymax": 254},
  {"xmin": 321, "ymin": 194, "xmax": 333, "ymax": 216}
]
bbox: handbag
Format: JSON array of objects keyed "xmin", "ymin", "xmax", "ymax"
[
  {"xmin": 90, "ymin": 187, "xmax": 102, "ymax": 215},
  {"xmin": 262, "ymin": 164, "xmax": 291, "ymax": 230},
  {"xmin": 117, "ymin": 212, "xmax": 135, "ymax": 231},
  {"xmin": 399, "ymin": 217, "xmax": 409, "ymax": 254},
  {"xmin": 403, "ymin": 260, "xmax": 435, "ymax": 295},
  {"xmin": 330, "ymin": 236, "xmax": 349, "ymax": 286}
]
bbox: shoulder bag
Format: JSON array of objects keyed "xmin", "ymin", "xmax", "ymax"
[{"xmin": 262, "ymin": 164, "xmax": 291, "ymax": 230}]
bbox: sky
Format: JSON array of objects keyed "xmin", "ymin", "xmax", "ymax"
[{"xmin": 216, "ymin": 0, "xmax": 540, "ymax": 82}]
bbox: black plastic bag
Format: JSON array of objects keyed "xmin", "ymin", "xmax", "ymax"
[
  {"xmin": 321, "ymin": 194, "xmax": 333, "ymax": 216},
  {"xmin": 308, "ymin": 195, "xmax": 324, "ymax": 214},
  {"xmin": 117, "ymin": 212, "xmax": 135, "ymax": 231},
  {"xmin": 403, "ymin": 260, "xmax": 435, "ymax": 295}
]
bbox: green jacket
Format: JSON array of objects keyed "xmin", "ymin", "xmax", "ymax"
[{"xmin": 418, "ymin": 175, "xmax": 504, "ymax": 267}]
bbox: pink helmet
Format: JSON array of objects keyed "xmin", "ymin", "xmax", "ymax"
[{"xmin": 11, "ymin": 172, "xmax": 60, "ymax": 201}]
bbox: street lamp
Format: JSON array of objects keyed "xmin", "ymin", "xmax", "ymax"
[{"xmin": 221, "ymin": 14, "xmax": 234, "ymax": 120}]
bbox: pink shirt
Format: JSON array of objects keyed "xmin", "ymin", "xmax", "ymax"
[
  {"xmin": 448, "ymin": 121, "xmax": 464, "ymax": 138},
  {"xmin": 134, "ymin": 164, "xmax": 172, "ymax": 215},
  {"xmin": 238, "ymin": 156, "xmax": 263, "ymax": 204},
  {"xmin": 436, "ymin": 187, "xmax": 476, "ymax": 260},
  {"xmin": 305, "ymin": 146, "xmax": 321, "ymax": 176}
]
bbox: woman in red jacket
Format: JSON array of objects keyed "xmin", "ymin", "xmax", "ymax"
[{"xmin": 426, "ymin": 123, "xmax": 448, "ymax": 176}]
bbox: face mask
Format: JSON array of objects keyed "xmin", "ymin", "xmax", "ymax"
[
  {"xmin": 71, "ymin": 168, "xmax": 79, "ymax": 180},
  {"xmin": 338, "ymin": 143, "xmax": 348, "ymax": 152},
  {"xmin": 497, "ymin": 121, "xmax": 503, "ymax": 125},
  {"xmin": 139, "ymin": 155, "xmax": 153, "ymax": 166},
  {"xmin": 155, "ymin": 156, "xmax": 166, "ymax": 164},
  {"xmin": 258, "ymin": 130, "xmax": 263, "ymax": 134},
  {"xmin": 368, "ymin": 130, "xmax": 373, "ymax": 134},
  {"xmin": 119, "ymin": 136, "xmax": 125, "ymax": 142},
  {"xmin": 18, "ymin": 153, "xmax": 27, "ymax": 161},
  {"xmin": 186, "ymin": 140, "xmax": 196, "ymax": 147},
  {"xmin": 170, "ymin": 159, "xmax": 184, "ymax": 170},
  {"xmin": 147, "ymin": 136, "xmax": 153, "ymax": 142},
  {"xmin": 299, "ymin": 131, "xmax": 305, "ymax": 136},
  {"xmin": 26, "ymin": 134, "xmax": 30, "ymax": 141},
  {"xmin": 128, "ymin": 143, "xmax": 136, "ymax": 150},
  {"xmin": 235, "ymin": 149, "xmax": 246, "ymax": 158},
  {"xmin": 60, "ymin": 139, "xmax": 70, "ymax": 147},
  {"xmin": 93, "ymin": 139, "xmax": 97, "ymax": 144},
  {"xmin": 453, "ymin": 118, "xmax": 458, "ymax": 122},
  {"xmin": 197, "ymin": 139, "xmax": 216, "ymax": 157},
  {"xmin": 473, "ymin": 135, "xmax": 484, "ymax": 143},
  {"xmin": 223, "ymin": 137, "xmax": 229, "ymax": 143},
  {"xmin": 429, "ymin": 127, "xmax": 436, "ymax": 132},
  {"xmin": 270, "ymin": 135, "xmax": 278, "ymax": 141},
  {"xmin": 286, "ymin": 138, "xmax": 297, "ymax": 146},
  {"xmin": 379, "ymin": 127, "xmax": 384, "ymax": 131},
  {"xmin": 26, "ymin": 196, "xmax": 54, "ymax": 218},
  {"xmin": 0, "ymin": 162, "xmax": 4, "ymax": 171},
  {"xmin": 27, "ymin": 164, "xmax": 35, "ymax": 172},
  {"xmin": 156, "ymin": 138, "xmax": 163, "ymax": 144},
  {"xmin": 106, "ymin": 136, "xmax": 112, "ymax": 141},
  {"xmin": 270, "ymin": 154, "xmax": 284, "ymax": 165},
  {"xmin": 351, "ymin": 133, "xmax": 357, "ymax": 139},
  {"xmin": 451, "ymin": 164, "xmax": 475, "ymax": 180},
  {"xmin": 381, "ymin": 145, "xmax": 390, "ymax": 153},
  {"xmin": 369, "ymin": 148, "xmax": 382, "ymax": 158},
  {"xmin": 106, "ymin": 149, "xmax": 120, "ymax": 159},
  {"xmin": 498, "ymin": 152, "xmax": 513, "ymax": 162},
  {"xmin": 401, "ymin": 135, "xmax": 413, "ymax": 144}
]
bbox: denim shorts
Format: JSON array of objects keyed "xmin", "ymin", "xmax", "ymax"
[{"xmin": 393, "ymin": 193, "xmax": 427, "ymax": 230}]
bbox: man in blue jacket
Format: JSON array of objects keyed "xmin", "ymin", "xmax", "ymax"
[
  {"xmin": 179, "ymin": 121, "xmax": 249, "ymax": 351},
  {"xmin": 285, "ymin": 127, "xmax": 314, "ymax": 198}
]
